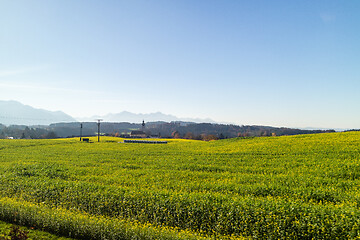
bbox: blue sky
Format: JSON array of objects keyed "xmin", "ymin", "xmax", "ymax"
[{"xmin": 1, "ymin": 0, "xmax": 359, "ymax": 129}]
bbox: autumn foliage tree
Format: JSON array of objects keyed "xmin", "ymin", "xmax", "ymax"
[{"xmin": 171, "ymin": 131, "xmax": 181, "ymax": 139}]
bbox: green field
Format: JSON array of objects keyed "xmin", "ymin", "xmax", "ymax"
[
  {"xmin": 0, "ymin": 132, "xmax": 359, "ymax": 239},
  {"xmin": 0, "ymin": 220, "xmax": 74, "ymax": 240}
]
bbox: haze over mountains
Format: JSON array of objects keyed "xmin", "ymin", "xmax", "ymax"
[
  {"xmin": 0, "ymin": 100, "xmax": 215, "ymax": 126},
  {"xmin": 79, "ymin": 112, "xmax": 216, "ymax": 124},
  {"xmin": 0, "ymin": 100, "xmax": 76, "ymax": 125},
  {"xmin": 0, "ymin": 101, "xmax": 348, "ymax": 132},
  {"xmin": 0, "ymin": 100, "xmax": 341, "ymax": 139}
]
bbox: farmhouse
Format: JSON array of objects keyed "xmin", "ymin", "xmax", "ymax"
[{"xmin": 130, "ymin": 130, "xmax": 147, "ymax": 138}]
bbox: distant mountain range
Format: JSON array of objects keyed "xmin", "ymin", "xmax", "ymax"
[
  {"xmin": 78, "ymin": 111, "xmax": 216, "ymax": 124},
  {"xmin": 0, "ymin": 100, "xmax": 340, "ymax": 139},
  {"xmin": 0, "ymin": 100, "xmax": 215, "ymax": 126},
  {"xmin": 0, "ymin": 100, "xmax": 346, "ymax": 132},
  {"xmin": 0, "ymin": 100, "xmax": 76, "ymax": 125}
]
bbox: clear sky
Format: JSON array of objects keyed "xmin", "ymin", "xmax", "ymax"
[{"xmin": 1, "ymin": 0, "xmax": 359, "ymax": 129}]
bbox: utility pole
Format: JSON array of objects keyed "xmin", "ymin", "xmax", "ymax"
[
  {"xmin": 96, "ymin": 119, "xmax": 103, "ymax": 142},
  {"xmin": 80, "ymin": 123, "xmax": 83, "ymax": 141}
]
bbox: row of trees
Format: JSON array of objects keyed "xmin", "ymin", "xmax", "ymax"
[
  {"xmin": 0, "ymin": 125, "xmax": 57, "ymax": 139},
  {"xmin": 151, "ymin": 123, "xmax": 335, "ymax": 139},
  {"xmin": 171, "ymin": 131, "xmax": 220, "ymax": 141},
  {"xmin": 0, "ymin": 122, "xmax": 336, "ymax": 140}
]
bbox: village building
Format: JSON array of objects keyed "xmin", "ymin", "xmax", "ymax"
[
  {"xmin": 130, "ymin": 120, "xmax": 147, "ymax": 138},
  {"xmin": 130, "ymin": 130, "xmax": 147, "ymax": 138}
]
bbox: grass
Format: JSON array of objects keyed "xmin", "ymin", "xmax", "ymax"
[{"xmin": 0, "ymin": 220, "xmax": 74, "ymax": 240}]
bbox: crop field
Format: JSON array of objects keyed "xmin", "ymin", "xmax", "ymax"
[{"xmin": 0, "ymin": 132, "xmax": 359, "ymax": 239}]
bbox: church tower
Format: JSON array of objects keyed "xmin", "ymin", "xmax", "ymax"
[{"xmin": 142, "ymin": 120, "xmax": 145, "ymax": 131}]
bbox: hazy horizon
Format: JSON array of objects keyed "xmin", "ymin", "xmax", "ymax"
[
  {"xmin": 0, "ymin": 99, "xmax": 351, "ymax": 131},
  {"xmin": 1, "ymin": 1, "xmax": 360, "ymax": 129}
]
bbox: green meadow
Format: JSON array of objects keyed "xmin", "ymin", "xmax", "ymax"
[{"xmin": 0, "ymin": 132, "xmax": 359, "ymax": 239}]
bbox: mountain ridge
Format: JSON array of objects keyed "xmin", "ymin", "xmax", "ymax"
[
  {"xmin": 0, "ymin": 100, "xmax": 76, "ymax": 125},
  {"xmin": 76, "ymin": 111, "xmax": 216, "ymax": 124},
  {"xmin": 0, "ymin": 100, "xmax": 216, "ymax": 126}
]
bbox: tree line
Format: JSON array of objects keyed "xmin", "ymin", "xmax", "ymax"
[{"xmin": 0, "ymin": 122, "xmax": 336, "ymax": 140}]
